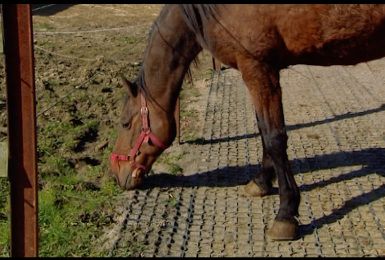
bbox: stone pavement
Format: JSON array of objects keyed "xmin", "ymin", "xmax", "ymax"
[{"xmin": 106, "ymin": 59, "xmax": 385, "ymax": 257}]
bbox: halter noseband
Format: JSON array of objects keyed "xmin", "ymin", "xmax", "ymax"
[{"xmin": 110, "ymin": 91, "xmax": 167, "ymax": 172}]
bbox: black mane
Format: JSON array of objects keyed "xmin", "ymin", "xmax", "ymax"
[
  {"xmin": 179, "ymin": 4, "xmax": 220, "ymax": 49},
  {"xmin": 137, "ymin": 4, "xmax": 220, "ymax": 106}
]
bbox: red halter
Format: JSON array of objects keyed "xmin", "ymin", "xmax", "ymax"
[{"xmin": 110, "ymin": 91, "xmax": 168, "ymax": 172}]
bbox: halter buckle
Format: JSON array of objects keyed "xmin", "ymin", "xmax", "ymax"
[{"xmin": 141, "ymin": 106, "xmax": 148, "ymax": 116}]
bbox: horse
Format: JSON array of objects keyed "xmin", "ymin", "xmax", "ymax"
[{"xmin": 109, "ymin": 4, "xmax": 385, "ymax": 240}]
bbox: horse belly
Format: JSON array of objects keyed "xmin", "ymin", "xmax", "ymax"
[{"xmin": 297, "ymin": 37, "xmax": 385, "ymax": 66}]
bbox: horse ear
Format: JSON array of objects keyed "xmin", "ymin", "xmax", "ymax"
[{"xmin": 120, "ymin": 74, "xmax": 138, "ymax": 97}]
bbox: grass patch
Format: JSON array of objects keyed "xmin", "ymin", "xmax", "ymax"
[
  {"xmin": 34, "ymin": 22, "xmax": 56, "ymax": 31},
  {"xmin": 0, "ymin": 101, "xmax": 122, "ymax": 256},
  {"xmin": 0, "ymin": 179, "xmax": 10, "ymax": 257},
  {"xmin": 156, "ymin": 151, "xmax": 186, "ymax": 175},
  {"xmin": 38, "ymin": 166, "xmax": 121, "ymax": 257},
  {"xmin": 167, "ymin": 163, "xmax": 183, "ymax": 175},
  {"xmin": 35, "ymin": 117, "xmax": 121, "ymax": 256},
  {"xmin": 120, "ymin": 36, "xmax": 139, "ymax": 45}
]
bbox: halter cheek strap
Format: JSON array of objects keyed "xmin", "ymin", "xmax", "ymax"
[{"xmin": 110, "ymin": 92, "xmax": 167, "ymax": 172}]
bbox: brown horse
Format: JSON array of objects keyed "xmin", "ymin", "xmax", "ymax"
[{"xmin": 109, "ymin": 4, "xmax": 385, "ymax": 240}]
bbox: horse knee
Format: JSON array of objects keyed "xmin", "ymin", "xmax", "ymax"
[{"xmin": 264, "ymin": 132, "xmax": 288, "ymax": 157}]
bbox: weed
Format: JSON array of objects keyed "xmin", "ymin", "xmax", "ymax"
[
  {"xmin": 121, "ymin": 36, "xmax": 139, "ymax": 45},
  {"xmin": 166, "ymin": 197, "xmax": 179, "ymax": 208},
  {"xmin": 35, "ymin": 22, "xmax": 56, "ymax": 31},
  {"xmin": 168, "ymin": 163, "xmax": 183, "ymax": 175}
]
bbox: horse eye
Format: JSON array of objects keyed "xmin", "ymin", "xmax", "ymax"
[{"xmin": 121, "ymin": 122, "xmax": 131, "ymax": 129}]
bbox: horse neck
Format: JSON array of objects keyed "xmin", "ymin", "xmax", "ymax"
[{"xmin": 142, "ymin": 5, "xmax": 202, "ymax": 114}]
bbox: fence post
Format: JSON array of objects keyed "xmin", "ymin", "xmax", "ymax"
[{"xmin": 2, "ymin": 4, "xmax": 38, "ymax": 257}]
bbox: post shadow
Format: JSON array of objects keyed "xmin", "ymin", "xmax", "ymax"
[
  {"xmin": 31, "ymin": 4, "xmax": 75, "ymax": 16},
  {"xmin": 183, "ymin": 103, "xmax": 385, "ymax": 145}
]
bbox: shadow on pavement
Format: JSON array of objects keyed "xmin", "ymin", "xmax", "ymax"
[
  {"xmin": 184, "ymin": 104, "xmax": 385, "ymax": 145},
  {"xmin": 141, "ymin": 147, "xmax": 385, "ymax": 240}
]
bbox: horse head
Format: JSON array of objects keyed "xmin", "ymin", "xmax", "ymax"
[{"xmin": 109, "ymin": 76, "xmax": 173, "ymax": 190}]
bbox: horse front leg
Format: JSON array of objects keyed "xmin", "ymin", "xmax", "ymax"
[
  {"xmin": 244, "ymin": 117, "xmax": 276, "ymax": 196},
  {"xmin": 240, "ymin": 60, "xmax": 300, "ymax": 240}
]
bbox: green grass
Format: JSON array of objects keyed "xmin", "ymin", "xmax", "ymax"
[
  {"xmin": 38, "ymin": 174, "xmax": 120, "ymax": 257},
  {"xmin": 36, "ymin": 116, "xmax": 121, "ymax": 256},
  {"xmin": 156, "ymin": 150, "xmax": 186, "ymax": 176},
  {"xmin": 163, "ymin": 194, "xmax": 180, "ymax": 208},
  {"xmin": 167, "ymin": 163, "xmax": 183, "ymax": 175},
  {"xmin": 0, "ymin": 112, "xmax": 122, "ymax": 256},
  {"xmin": 120, "ymin": 36, "xmax": 140, "ymax": 45},
  {"xmin": 179, "ymin": 107, "xmax": 200, "ymax": 141},
  {"xmin": 0, "ymin": 179, "xmax": 10, "ymax": 257},
  {"xmin": 34, "ymin": 22, "xmax": 56, "ymax": 31},
  {"xmin": 0, "ymin": 142, "xmax": 7, "ymax": 178}
]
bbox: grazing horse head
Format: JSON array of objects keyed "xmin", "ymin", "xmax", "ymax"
[
  {"xmin": 109, "ymin": 75, "xmax": 170, "ymax": 189},
  {"xmin": 109, "ymin": 5, "xmax": 203, "ymax": 190}
]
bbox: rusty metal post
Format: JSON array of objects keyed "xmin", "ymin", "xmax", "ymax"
[
  {"xmin": 2, "ymin": 4, "xmax": 38, "ymax": 257},
  {"xmin": 175, "ymin": 97, "xmax": 180, "ymax": 144}
]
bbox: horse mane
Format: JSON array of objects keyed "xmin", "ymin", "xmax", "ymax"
[
  {"xmin": 137, "ymin": 4, "xmax": 220, "ymax": 109},
  {"xmin": 178, "ymin": 4, "xmax": 222, "ymax": 84},
  {"xmin": 179, "ymin": 4, "xmax": 220, "ymax": 49}
]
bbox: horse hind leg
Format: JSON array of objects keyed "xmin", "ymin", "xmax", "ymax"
[{"xmin": 239, "ymin": 60, "xmax": 300, "ymax": 240}]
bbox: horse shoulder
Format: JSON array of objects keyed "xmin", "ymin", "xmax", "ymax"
[
  {"xmin": 207, "ymin": 5, "xmax": 287, "ymax": 67},
  {"xmin": 274, "ymin": 5, "xmax": 328, "ymax": 54}
]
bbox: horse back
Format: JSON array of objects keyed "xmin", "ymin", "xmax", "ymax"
[{"xmin": 205, "ymin": 4, "xmax": 385, "ymax": 67}]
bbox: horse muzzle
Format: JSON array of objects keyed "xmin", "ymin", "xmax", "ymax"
[{"xmin": 109, "ymin": 154, "xmax": 146, "ymax": 190}]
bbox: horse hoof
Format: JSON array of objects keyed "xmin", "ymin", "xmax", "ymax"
[
  {"xmin": 267, "ymin": 220, "xmax": 299, "ymax": 241},
  {"xmin": 244, "ymin": 180, "xmax": 269, "ymax": 197}
]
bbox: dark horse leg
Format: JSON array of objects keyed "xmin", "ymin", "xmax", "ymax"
[
  {"xmin": 244, "ymin": 118, "xmax": 276, "ymax": 196},
  {"xmin": 240, "ymin": 60, "xmax": 300, "ymax": 240}
]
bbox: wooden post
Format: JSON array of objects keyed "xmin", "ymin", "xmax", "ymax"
[{"xmin": 2, "ymin": 4, "xmax": 38, "ymax": 257}]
